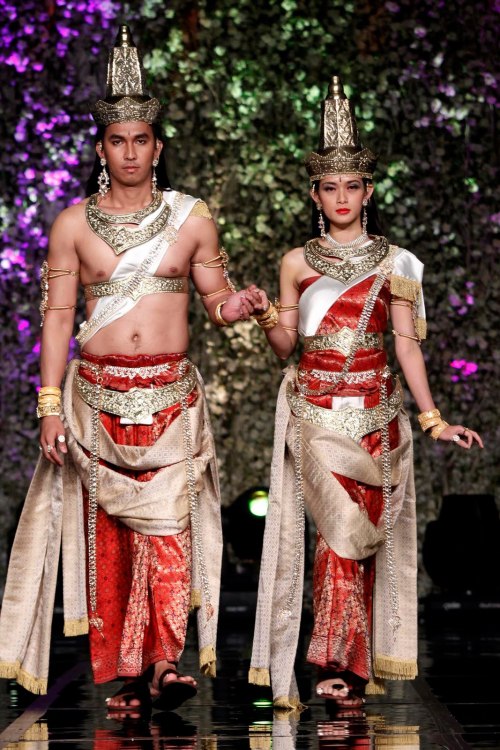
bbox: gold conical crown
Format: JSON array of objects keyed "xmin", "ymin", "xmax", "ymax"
[
  {"xmin": 305, "ymin": 76, "xmax": 377, "ymax": 181},
  {"xmin": 91, "ymin": 25, "xmax": 161, "ymax": 126}
]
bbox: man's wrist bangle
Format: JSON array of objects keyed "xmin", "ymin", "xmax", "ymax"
[{"xmin": 215, "ymin": 301, "xmax": 230, "ymax": 327}]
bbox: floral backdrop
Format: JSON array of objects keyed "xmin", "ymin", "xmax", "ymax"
[{"xmin": 0, "ymin": 0, "xmax": 498, "ymax": 588}]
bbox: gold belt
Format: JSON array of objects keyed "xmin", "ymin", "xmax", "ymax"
[
  {"xmin": 303, "ymin": 327, "xmax": 383, "ymax": 356},
  {"xmin": 84, "ymin": 274, "xmax": 189, "ymax": 301},
  {"xmin": 287, "ymin": 379, "xmax": 403, "ymax": 442},
  {"xmin": 76, "ymin": 366, "xmax": 197, "ymax": 423}
]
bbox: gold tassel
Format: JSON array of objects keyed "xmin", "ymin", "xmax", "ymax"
[
  {"xmin": 199, "ymin": 644, "xmax": 216, "ymax": 677},
  {"xmin": 190, "ymin": 589, "xmax": 202, "ymax": 610},
  {"xmin": 415, "ymin": 317, "xmax": 427, "ymax": 340},
  {"xmin": 64, "ymin": 617, "xmax": 89, "ymax": 636},
  {"xmin": 374, "ymin": 655, "xmax": 418, "ymax": 680},
  {"xmin": 248, "ymin": 666, "xmax": 270, "ymax": 686},
  {"xmin": 390, "ymin": 275, "xmax": 421, "ymax": 302},
  {"xmin": 366, "ymin": 677, "xmax": 386, "ymax": 694}
]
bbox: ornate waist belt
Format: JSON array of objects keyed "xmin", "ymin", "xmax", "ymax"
[
  {"xmin": 76, "ymin": 366, "xmax": 197, "ymax": 423},
  {"xmin": 303, "ymin": 327, "xmax": 383, "ymax": 356},
  {"xmin": 287, "ymin": 379, "xmax": 403, "ymax": 442},
  {"xmin": 84, "ymin": 274, "xmax": 189, "ymax": 301}
]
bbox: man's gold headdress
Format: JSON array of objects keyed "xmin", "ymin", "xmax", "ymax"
[
  {"xmin": 305, "ymin": 76, "xmax": 377, "ymax": 181},
  {"xmin": 91, "ymin": 25, "xmax": 161, "ymax": 126}
]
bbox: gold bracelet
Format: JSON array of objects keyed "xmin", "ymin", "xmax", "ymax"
[
  {"xmin": 430, "ymin": 421, "xmax": 449, "ymax": 440},
  {"xmin": 214, "ymin": 301, "xmax": 230, "ymax": 327},
  {"xmin": 253, "ymin": 302, "xmax": 279, "ymax": 330},
  {"xmin": 37, "ymin": 401, "xmax": 61, "ymax": 419},
  {"xmin": 417, "ymin": 408, "xmax": 440, "ymax": 431},
  {"xmin": 39, "ymin": 386, "xmax": 62, "ymax": 397}
]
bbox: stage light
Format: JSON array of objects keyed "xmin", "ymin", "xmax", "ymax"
[{"xmin": 248, "ymin": 489, "xmax": 269, "ymax": 518}]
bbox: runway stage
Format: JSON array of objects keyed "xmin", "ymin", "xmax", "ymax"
[{"xmin": 0, "ymin": 605, "xmax": 499, "ymax": 749}]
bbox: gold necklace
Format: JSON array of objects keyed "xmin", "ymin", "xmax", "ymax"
[
  {"xmin": 86, "ymin": 193, "xmax": 171, "ymax": 255},
  {"xmin": 87, "ymin": 190, "xmax": 162, "ymax": 225},
  {"xmin": 304, "ymin": 235, "xmax": 389, "ymax": 284}
]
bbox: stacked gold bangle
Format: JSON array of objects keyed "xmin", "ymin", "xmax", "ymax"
[
  {"xmin": 214, "ymin": 301, "xmax": 230, "ymax": 327},
  {"xmin": 37, "ymin": 386, "xmax": 62, "ymax": 418},
  {"xmin": 253, "ymin": 301, "xmax": 279, "ymax": 330},
  {"xmin": 417, "ymin": 408, "xmax": 449, "ymax": 440}
]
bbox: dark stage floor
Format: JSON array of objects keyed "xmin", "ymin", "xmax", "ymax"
[{"xmin": 1, "ymin": 602, "xmax": 499, "ymax": 749}]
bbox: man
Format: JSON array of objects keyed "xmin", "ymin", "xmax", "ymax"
[{"xmin": 0, "ymin": 25, "xmax": 259, "ymax": 713}]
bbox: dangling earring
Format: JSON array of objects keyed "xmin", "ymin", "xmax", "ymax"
[
  {"xmin": 152, "ymin": 158, "xmax": 159, "ymax": 197},
  {"xmin": 362, "ymin": 199, "xmax": 368, "ymax": 234},
  {"xmin": 317, "ymin": 204, "xmax": 326, "ymax": 238},
  {"xmin": 97, "ymin": 156, "xmax": 110, "ymax": 197}
]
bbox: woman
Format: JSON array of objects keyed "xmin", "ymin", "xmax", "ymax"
[{"xmin": 248, "ymin": 76, "xmax": 483, "ymax": 710}]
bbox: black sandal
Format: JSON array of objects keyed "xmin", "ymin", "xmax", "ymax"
[{"xmin": 151, "ymin": 667, "xmax": 197, "ymax": 712}]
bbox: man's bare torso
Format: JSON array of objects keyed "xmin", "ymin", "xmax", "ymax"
[{"xmin": 54, "ymin": 195, "xmax": 220, "ymax": 357}]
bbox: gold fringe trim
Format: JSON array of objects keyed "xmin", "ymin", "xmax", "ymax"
[
  {"xmin": 190, "ymin": 589, "xmax": 201, "ymax": 610},
  {"xmin": 22, "ymin": 723, "xmax": 49, "ymax": 742},
  {"xmin": 64, "ymin": 616, "xmax": 89, "ymax": 636},
  {"xmin": 415, "ymin": 317, "xmax": 427, "ymax": 340},
  {"xmin": 249, "ymin": 729, "xmax": 272, "ymax": 750},
  {"xmin": 391, "ymin": 274, "xmax": 421, "ymax": 302},
  {"xmin": 273, "ymin": 695, "xmax": 305, "ymax": 712},
  {"xmin": 248, "ymin": 667, "xmax": 270, "ymax": 687},
  {"xmin": 199, "ymin": 644, "xmax": 216, "ymax": 677},
  {"xmin": 374, "ymin": 655, "xmax": 418, "ymax": 680},
  {"xmin": 0, "ymin": 663, "xmax": 48, "ymax": 695},
  {"xmin": 366, "ymin": 677, "xmax": 386, "ymax": 694},
  {"xmin": 374, "ymin": 735, "xmax": 420, "ymax": 746}
]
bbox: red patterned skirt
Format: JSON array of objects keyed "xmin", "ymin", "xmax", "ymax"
[{"xmin": 79, "ymin": 352, "xmax": 195, "ymax": 684}]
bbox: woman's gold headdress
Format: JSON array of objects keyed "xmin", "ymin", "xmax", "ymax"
[
  {"xmin": 91, "ymin": 25, "xmax": 161, "ymax": 126},
  {"xmin": 305, "ymin": 76, "xmax": 377, "ymax": 181}
]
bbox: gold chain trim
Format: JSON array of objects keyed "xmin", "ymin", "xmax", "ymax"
[
  {"xmin": 304, "ymin": 236, "xmax": 390, "ymax": 284},
  {"xmin": 287, "ymin": 378, "xmax": 403, "ymax": 442},
  {"xmin": 76, "ymin": 366, "xmax": 197, "ymax": 423},
  {"xmin": 306, "ymin": 367, "xmax": 378, "ymax": 383},
  {"xmin": 304, "ymin": 328, "xmax": 383, "ymax": 356},
  {"xmin": 84, "ymin": 274, "xmax": 188, "ymax": 301}
]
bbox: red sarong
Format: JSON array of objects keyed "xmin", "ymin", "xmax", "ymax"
[
  {"xmin": 79, "ymin": 352, "xmax": 195, "ymax": 684},
  {"xmin": 298, "ymin": 276, "xmax": 399, "ymax": 683}
]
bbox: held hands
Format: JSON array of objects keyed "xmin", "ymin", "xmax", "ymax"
[
  {"xmin": 219, "ymin": 286, "xmax": 269, "ymax": 323},
  {"xmin": 438, "ymin": 424, "xmax": 484, "ymax": 450},
  {"xmin": 40, "ymin": 415, "xmax": 67, "ymax": 465}
]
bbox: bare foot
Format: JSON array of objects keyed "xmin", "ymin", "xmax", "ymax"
[{"xmin": 106, "ymin": 677, "xmax": 151, "ymax": 712}]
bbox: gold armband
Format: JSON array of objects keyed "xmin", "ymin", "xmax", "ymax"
[
  {"xmin": 37, "ymin": 386, "xmax": 62, "ymax": 419},
  {"xmin": 215, "ymin": 301, "xmax": 230, "ymax": 327},
  {"xmin": 201, "ymin": 285, "xmax": 231, "ymax": 300},
  {"xmin": 40, "ymin": 261, "xmax": 79, "ymax": 326},
  {"xmin": 392, "ymin": 329, "xmax": 421, "ymax": 344},
  {"xmin": 191, "ymin": 248, "xmax": 236, "ymax": 294},
  {"xmin": 280, "ymin": 325, "xmax": 298, "ymax": 332},
  {"xmin": 253, "ymin": 302, "xmax": 279, "ymax": 330},
  {"xmin": 276, "ymin": 301, "xmax": 299, "ymax": 312}
]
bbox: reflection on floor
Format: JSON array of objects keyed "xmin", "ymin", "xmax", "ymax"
[{"xmin": 0, "ymin": 604, "xmax": 499, "ymax": 749}]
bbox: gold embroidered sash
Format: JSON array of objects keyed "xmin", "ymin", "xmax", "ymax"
[{"xmin": 303, "ymin": 328, "xmax": 383, "ymax": 355}]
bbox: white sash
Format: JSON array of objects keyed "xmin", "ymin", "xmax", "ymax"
[
  {"xmin": 77, "ymin": 190, "xmax": 198, "ymax": 346},
  {"xmin": 298, "ymin": 246, "xmax": 424, "ymax": 336}
]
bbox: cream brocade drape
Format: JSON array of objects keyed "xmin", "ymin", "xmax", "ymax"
[
  {"xmin": 0, "ymin": 361, "xmax": 222, "ymax": 694},
  {"xmin": 249, "ymin": 368, "xmax": 418, "ymax": 707}
]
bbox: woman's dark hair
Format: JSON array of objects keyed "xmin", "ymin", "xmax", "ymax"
[
  {"xmin": 310, "ymin": 178, "xmax": 385, "ymax": 238},
  {"xmin": 85, "ymin": 104, "xmax": 172, "ymax": 197}
]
